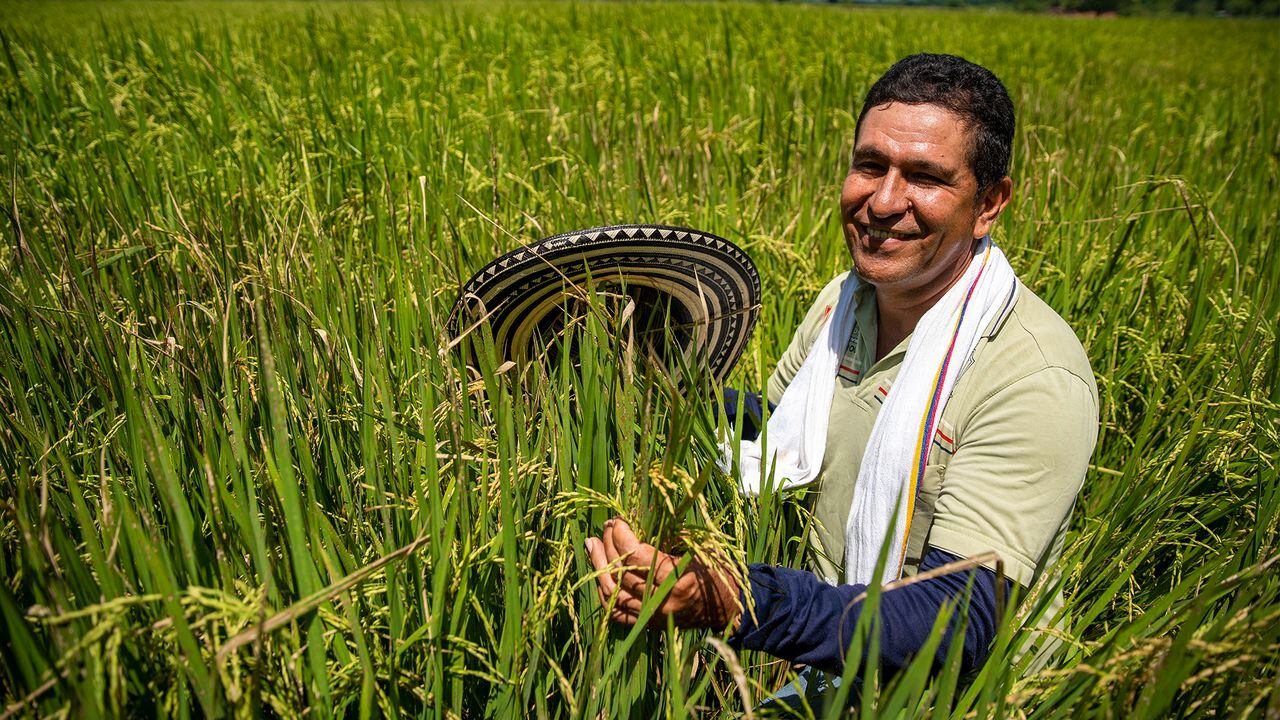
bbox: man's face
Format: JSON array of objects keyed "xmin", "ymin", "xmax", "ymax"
[{"xmin": 840, "ymin": 102, "xmax": 1010, "ymax": 297}]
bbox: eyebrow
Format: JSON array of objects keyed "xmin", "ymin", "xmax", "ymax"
[{"xmin": 852, "ymin": 145, "xmax": 958, "ymax": 181}]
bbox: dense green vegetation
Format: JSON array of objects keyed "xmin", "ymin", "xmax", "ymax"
[
  {"xmin": 1, "ymin": 2, "xmax": 1276, "ymax": 717},
  {"xmin": 846, "ymin": 0, "xmax": 1279, "ymax": 19},
  {"xmin": 1006, "ymin": 0, "xmax": 1278, "ymax": 18}
]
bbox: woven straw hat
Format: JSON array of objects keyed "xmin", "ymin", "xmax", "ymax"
[{"xmin": 450, "ymin": 224, "xmax": 760, "ymax": 382}]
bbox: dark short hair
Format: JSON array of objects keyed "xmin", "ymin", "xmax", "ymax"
[{"xmin": 854, "ymin": 53, "xmax": 1015, "ymax": 192}]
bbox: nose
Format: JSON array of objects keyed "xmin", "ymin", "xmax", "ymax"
[{"xmin": 867, "ymin": 170, "xmax": 909, "ymax": 220}]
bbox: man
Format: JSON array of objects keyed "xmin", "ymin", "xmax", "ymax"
[{"xmin": 585, "ymin": 53, "xmax": 1098, "ymax": 692}]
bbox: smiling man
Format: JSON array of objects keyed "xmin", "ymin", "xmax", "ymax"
[{"xmin": 585, "ymin": 54, "xmax": 1098, "ymax": 700}]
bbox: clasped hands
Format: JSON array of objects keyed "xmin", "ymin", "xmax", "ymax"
[{"xmin": 585, "ymin": 517, "xmax": 742, "ymax": 632}]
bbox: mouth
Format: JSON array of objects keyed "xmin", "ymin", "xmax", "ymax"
[{"xmin": 863, "ymin": 225, "xmax": 921, "ymax": 242}]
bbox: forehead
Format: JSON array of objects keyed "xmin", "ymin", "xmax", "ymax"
[{"xmin": 855, "ymin": 102, "xmax": 973, "ymax": 169}]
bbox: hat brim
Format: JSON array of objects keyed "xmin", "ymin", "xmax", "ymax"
[{"xmin": 450, "ymin": 224, "xmax": 760, "ymax": 382}]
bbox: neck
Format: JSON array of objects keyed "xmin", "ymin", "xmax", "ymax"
[{"xmin": 872, "ymin": 248, "xmax": 977, "ymax": 361}]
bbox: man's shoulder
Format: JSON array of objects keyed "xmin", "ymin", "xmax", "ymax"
[
  {"xmin": 974, "ymin": 281, "xmax": 1098, "ymax": 399},
  {"xmin": 792, "ymin": 271, "xmax": 855, "ymax": 336}
]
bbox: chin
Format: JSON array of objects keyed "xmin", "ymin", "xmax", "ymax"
[{"xmin": 851, "ymin": 257, "xmax": 908, "ymax": 288}]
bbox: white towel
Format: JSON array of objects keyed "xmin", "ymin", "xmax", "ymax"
[{"xmin": 722, "ymin": 237, "xmax": 1018, "ymax": 586}]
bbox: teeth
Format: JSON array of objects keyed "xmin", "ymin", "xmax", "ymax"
[{"xmin": 868, "ymin": 227, "xmax": 909, "ymax": 240}]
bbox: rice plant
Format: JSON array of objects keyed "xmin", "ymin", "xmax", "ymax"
[{"xmin": 0, "ymin": 2, "xmax": 1276, "ymax": 717}]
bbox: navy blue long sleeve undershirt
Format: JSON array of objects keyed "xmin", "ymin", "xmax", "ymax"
[
  {"xmin": 728, "ymin": 548, "xmax": 1007, "ymax": 677},
  {"xmin": 720, "ymin": 386, "xmax": 772, "ymax": 441},
  {"xmin": 719, "ymin": 388, "xmax": 1008, "ymax": 677}
]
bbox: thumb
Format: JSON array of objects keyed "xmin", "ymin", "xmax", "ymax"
[
  {"xmin": 606, "ymin": 518, "xmax": 657, "ymax": 570},
  {"xmin": 609, "ymin": 519, "xmax": 678, "ymax": 583},
  {"xmin": 609, "ymin": 518, "xmax": 641, "ymax": 555}
]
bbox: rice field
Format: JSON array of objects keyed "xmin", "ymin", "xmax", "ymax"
[{"xmin": 0, "ymin": 1, "xmax": 1276, "ymax": 717}]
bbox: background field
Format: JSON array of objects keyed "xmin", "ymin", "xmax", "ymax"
[{"xmin": 1, "ymin": 2, "xmax": 1277, "ymax": 718}]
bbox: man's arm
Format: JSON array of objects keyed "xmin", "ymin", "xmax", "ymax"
[
  {"xmin": 729, "ymin": 548, "xmax": 1008, "ymax": 676},
  {"xmin": 584, "ymin": 519, "xmax": 1007, "ymax": 677},
  {"xmin": 927, "ymin": 366, "xmax": 1098, "ymax": 586}
]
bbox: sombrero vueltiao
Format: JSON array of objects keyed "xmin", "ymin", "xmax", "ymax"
[{"xmin": 449, "ymin": 224, "xmax": 760, "ymax": 382}]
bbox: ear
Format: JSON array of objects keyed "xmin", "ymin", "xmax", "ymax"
[{"xmin": 973, "ymin": 176, "xmax": 1013, "ymax": 239}]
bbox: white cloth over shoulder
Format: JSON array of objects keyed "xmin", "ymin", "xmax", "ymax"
[{"xmin": 719, "ymin": 237, "xmax": 1018, "ymax": 587}]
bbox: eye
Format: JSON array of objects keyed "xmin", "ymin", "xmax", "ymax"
[
  {"xmin": 912, "ymin": 172, "xmax": 945, "ymax": 185},
  {"xmin": 853, "ymin": 159, "xmax": 885, "ymax": 175}
]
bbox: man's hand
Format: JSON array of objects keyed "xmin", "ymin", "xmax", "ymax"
[{"xmin": 585, "ymin": 517, "xmax": 742, "ymax": 631}]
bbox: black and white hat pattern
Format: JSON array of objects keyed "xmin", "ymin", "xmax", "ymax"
[{"xmin": 450, "ymin": 224, "xmax": 760, "ymax": 382}]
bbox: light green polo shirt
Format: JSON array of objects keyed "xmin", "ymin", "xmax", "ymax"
[{"xmin": 767, "ymin": 271, "xmax": 1098, "ymax": 598}]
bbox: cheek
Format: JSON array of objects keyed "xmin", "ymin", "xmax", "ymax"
[
  {"xmin": 911, "ymin": 191, "xmax": 963, "ymax": 228},
  {"xmin": 839, "ymin": 179, "xmax": 868, "ymax": 218}
]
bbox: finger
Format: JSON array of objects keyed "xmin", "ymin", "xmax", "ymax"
[
  {"xmin": 614, "ymin": 520, "xmax": 681, "ymax": 579},
  {"xmin": 604, "ymin": 519, "xmax": 667, "ymax": 587},
  {"xmin": 588, "ymin": 539, "xmax": 621, "ymax": 594},
  {"xmin": 585, "ymin": 536, "xmax": 608, "ymax": 572},
  {"xmin": 610, "ymin": 607, "xmax": 639, "ymax": 625},
  {"xmin": 608, "ymin": 518, "xmax": 646, "ymax": 561},
  {"xmin": 589, "ymin": 538, "xmax": 648, "ymax": 614},
  {"xmin": 617, "ymin": 561, "xmax": 657, "ymax": 598},
  {"xmin": 588, "ymin": 538, "xmax": 626, "ymax": 614},
  {"xmin": 613, "ymin": 539, "xmax": 682, "ymax": 603},
  {"xmin": 602, "ymin": 519, "xmax": 630, "ymax": 563},
  {"xmin": 602, "ymin": 521, "xmax": 652, "ymax": 590},
  {"xmin": 611, "ymin": 587, "xmax": 645, "ymax": 616},
  {"xmin": 595, "ymin": 575, "xmax": 608, "ymax": 608},
  {"xmin": 601, "ymin": 578, "xmax": 646, "ymax": 619}
]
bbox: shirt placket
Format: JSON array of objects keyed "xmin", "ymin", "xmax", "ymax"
[
  {"xmin": 837, "ymin": 289, "xmax": 879, "ymax": 385},
  {"xmin": 837, "ymin": 327, "xmax": 864, "ymax": 384}
]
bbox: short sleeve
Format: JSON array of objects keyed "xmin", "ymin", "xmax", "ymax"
[
  {"xmin": 926, "ymin": 366, "xmax": 1099, "ymax": 587},
  {"xmin": 766, "ymin": 274, "xmax": 851, "ymax": 406}
]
